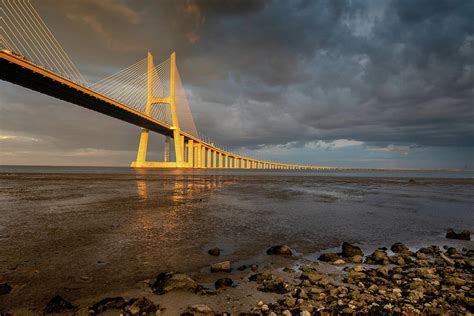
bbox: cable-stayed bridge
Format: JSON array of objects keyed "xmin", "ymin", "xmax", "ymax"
[{"xmin": 0, "ymin": 0, "xmax": 324, "ymax": 170}]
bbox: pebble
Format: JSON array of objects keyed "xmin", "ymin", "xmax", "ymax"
[
  {"xmin": 210, "ymin": 261, "xmax": 231, "ymax": 272},
  {"xmin": 208, "ymin": 248, "xmax": 221, "ymax": 256}
]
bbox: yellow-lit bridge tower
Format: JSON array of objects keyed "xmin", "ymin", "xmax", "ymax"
[{"xmin": 130, "ymin": 52, "xmax": 187, "ymax": 168}]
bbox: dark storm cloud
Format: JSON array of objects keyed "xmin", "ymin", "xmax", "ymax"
[
  {"xmin": 1, "ymin": 0, "xmax": 473, "ymax": 164},
  {"xmin": 178, "ymin": 0, "xmax": 474, "ymax": 148}
]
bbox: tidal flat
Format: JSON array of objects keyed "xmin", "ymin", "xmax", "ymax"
[{"xmin": 0, "ymin": 168, "xmax": 472, "ymax": 314}]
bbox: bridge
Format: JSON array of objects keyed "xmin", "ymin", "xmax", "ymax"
[{"xmin": 0, "ymin": 0, "xmax": 324, "ymax": 170}]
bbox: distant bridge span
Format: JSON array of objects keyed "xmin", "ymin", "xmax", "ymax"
[{"xmin": 0, "ymin": 0, "xmax": 326, "ymax": 170}]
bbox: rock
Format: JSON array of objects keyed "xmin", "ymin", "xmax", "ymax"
[
  {"xmin": 318, "ymin": 253, "xmax": 340, "ymax": 262},
  {"xmin": 266, "ymin": 244, "xmax": 293, "ymax": 255},
  {"xmin": 365, "ymin": 249, "xmax": 390, "ymax": 265},
  {"xmin": 333, "ymin": 259, "xmax": 346, "ymax": 265},
  {"xmin": 260, "ymin": 277, "xmax": 290, "ymax": 294},
  {"xmin": 250, "ymin": 264, "xmax": 258, "ymax": 271},
  {"xmin": 183, "ymin": 304, "xmax": 213, "ymax": 316},
  {"xmin": 348, "ymin": 271, "xmax": 366, "ymax": 281},
  {"xmin": 237, "ymin": 265, "xmax": 248, "ymax": 271},
  {"xmin": 342, "ymin": 242, "xmax": 363, "ymax": 257},
  {"xmin": 416, "ymin": 251, "xmax": 428, "ymax": 260},
  {"xmin": 446, "ymin": 228, "xmax": 470, "ymax": 240},
  {"xmin": 249, "ymin": 272, "xmax": 272, "ymax": 282},
  {"xmin": 0, "ymin": 283, "xmax": 12, "ymax": 295},
  {"xmin": 300, "ymin": 311, "xmax": 311, "ymax": 316},
  {"xmin": 210, "ymin": 261, "xmax": 231, "ymax": 272},
  {"xmin": 389, "ymin": 255, "xmax": 405, "ymax": 266},
  {"xmin": 416, "ymin": 267, "xmax": 436, "ymax": 279},
  {"xmin": 408, "ymin": 178, "xmax": 417, "ymax": 184},
  {"xmin": 391, "ymin": 242, "xmax": 409, "ymax": 253},
  {"xmin": 376, "ymin": 265, "xmax": 390, "ymax": 276},
  {"xmin": 439, "ymin": 252, "xmax": 455, "ymax": 265},
  {"xmin": 445, "ymin": 276, "xmax": 466, "ymax": 287},
  {"xmin": 207, "ymin": 247, "xmax": 221, "ymax": 256},
  {"xmin": 151, "ymin": 272, "xmax": 198, "ymax": 295},
  {"xmin": 215, "ymin": 278, "xmax": 233, "ymax": 289},
  {"xmin": 90, "ymin": 297, "xmax": 127, "ymax": 313},
  {"xmin": 284, "ymin": 296, "xmax": 296, "ymax": 307},
  {"xmin": 123, "ymin": 297, "xmax": 157, "ymax": 315},
  {"xmin": 407, "ymin": 290, "xmax": 424, "ymax": 303},
  {"xmin": 392, "ymin": 274, "xmax": 403, "ymax": 280},
  {"xmin": 351, "ymin": 255, "xmax": 364, "ymax": 263},
  {"xmin": 300, "ymin": 271, "xmax": 324, "ymax": 284},
  {"xmin": 44, "ymin": 295, "xmax": 77, "ymax": 314},
  {"xmin": 297, "ymin": 288, "xmax": 308, "ymax": 299}
]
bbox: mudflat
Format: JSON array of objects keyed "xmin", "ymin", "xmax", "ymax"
[{"xmin": 0, "ymin": 170, "xmax": 472, "ymax": 314}]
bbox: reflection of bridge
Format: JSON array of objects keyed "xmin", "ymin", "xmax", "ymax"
[{"xmin": 0, "ymin": 1, "xmax": 322, "ymax": 170}]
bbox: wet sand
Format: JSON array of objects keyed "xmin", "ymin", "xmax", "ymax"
[{"xmin": 0, "ymin": 170, "xmax": 473, "ymax": 313}]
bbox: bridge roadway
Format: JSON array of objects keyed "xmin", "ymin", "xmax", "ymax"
[{"xmin": 0, "ymin": 50, "xmax": 324, "ymax": 170}]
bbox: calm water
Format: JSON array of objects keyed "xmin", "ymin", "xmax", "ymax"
[
  {"xmin": 0, "ymin": 165, "xmax": 473, "ymax": 307},
  {"xmin": 1, "ymin": 165, "xmax": 473, "ymax": 178}
]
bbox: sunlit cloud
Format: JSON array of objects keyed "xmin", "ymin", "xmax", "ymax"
[
  {"xmin": 305, "ymin": 139, "xmax": 364, "ymax": 150},
  {"xmin": 369, "ymin": 144, "xmax": 420, "ymax": 155}
]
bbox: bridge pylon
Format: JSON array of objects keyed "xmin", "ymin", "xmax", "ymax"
[{"xmin": 130, "ymin": 52, "xmax": 187, "ymax": 168}]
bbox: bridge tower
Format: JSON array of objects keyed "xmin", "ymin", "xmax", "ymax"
[{"xmin": 131, "ymin": 52, "xmax": 187, "ymax": 168}]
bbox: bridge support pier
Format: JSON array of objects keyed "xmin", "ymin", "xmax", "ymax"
[{"xmin": 132, "ymin": 128, "xmax": 149, "ymax": 168}]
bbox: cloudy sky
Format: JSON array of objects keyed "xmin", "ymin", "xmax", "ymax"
[{"xmin": 1, "ymin": 0, "xmax": 473, "ymax": 168}]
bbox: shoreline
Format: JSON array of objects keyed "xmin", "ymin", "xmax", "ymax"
[{"xmin": 1, "ymin": 239, "xmax": 472, "ymax": 315}]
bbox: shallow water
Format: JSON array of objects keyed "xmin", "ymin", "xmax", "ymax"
[{"xmin": 0, "ymin": 166, "xmax": 473, "ymax": 309}]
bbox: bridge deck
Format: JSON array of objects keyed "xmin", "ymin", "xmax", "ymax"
[{"xmin": 0, "ymin": 52, "xmax": 174, "ymax": 138}]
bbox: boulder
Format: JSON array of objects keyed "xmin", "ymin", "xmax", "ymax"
[
  {"xmin": 446, "ymin": 228, "xmax": 470, "ymax": 240},
  {"xmin": 44, "ymin": 295, "xmax": 77, "ymax": 314},
  {"xmin": 318, "ymin": 253, "xmax": 340, "ymax": 262},
  {"xmin": 342, "ymin": 242, "xmax": 363, "ymax": 257},
  {"xmin": 391, "ymin": 242, "xmax": 409, "ymax": 253},
  {"xmin": 207, "ymin": 248, "xmax": 221, "ymax": 256},
  {"xmin": 0, "ymin": 283, "xmax": 12, "ymax": 295},
  {"xmin": 90, "ymin": 297, "xmax": 126, "ymax": 313},
  {"xmin": 215, "ymin": 277, "xmax": 233, "ymax": 289},
  {"xmin": 210, "ymin": 261, "xmax": 231, "ymax": 272},
  {"xmin": 266, "ymin": 244, "xmax": 293, "ymax": 255},
  {"xmin": 151, "ymin": 272, "xmax": 198, "ymax": 295}
]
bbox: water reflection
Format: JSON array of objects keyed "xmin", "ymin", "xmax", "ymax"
[
  {"xmin": 132, "ymin": 174, "xmax": 231, "ymax": 242},
  {"xmin": 136, "ymin": 179, "xmax": 148, "ymax": 200}
]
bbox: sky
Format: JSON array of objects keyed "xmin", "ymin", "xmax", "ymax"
[{"xmin": 1, "ymin": 0, "xmax": 473, "ymax": 169}]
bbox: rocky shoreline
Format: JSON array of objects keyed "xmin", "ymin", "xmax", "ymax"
[{"xmin": 1, "ymin": 231, "xmax": 473, "ymax": 315}]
